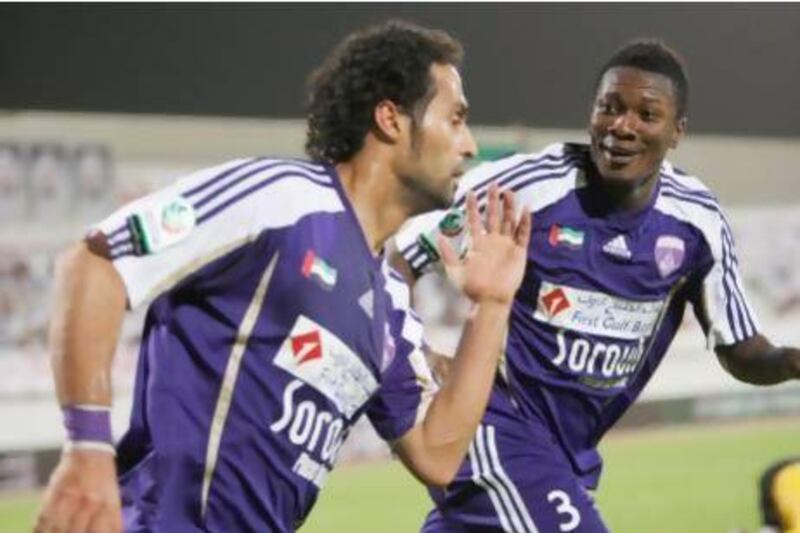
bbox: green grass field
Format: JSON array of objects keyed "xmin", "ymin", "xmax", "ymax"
[{"xmin": 2, "ymin": 416, "xmax": 798, "ymax": 532}]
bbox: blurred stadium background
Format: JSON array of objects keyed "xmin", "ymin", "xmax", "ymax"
[{"xmin": 0, "ymin": 4, "xmax": 798, "ymax": 532}]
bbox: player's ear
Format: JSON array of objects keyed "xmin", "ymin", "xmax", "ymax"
[
  {"xmin": 670, "ymin": 116, "xmax": 687, "ymax": 149},
  {"xmin": 373, "ymin": 100, "xmax": 407, "ymax": 143}
]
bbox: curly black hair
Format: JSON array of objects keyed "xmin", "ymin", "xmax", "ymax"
[
  {"xmin": 594, "ymin": 39, "xmax": 690, "ymax": 119},
  {"xmin": 305, "ymin": 20, "xmax": 463, "ymax": 163}
]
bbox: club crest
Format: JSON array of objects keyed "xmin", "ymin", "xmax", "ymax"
[{"xmin": 654, "ymin": 235, "xmax": 685, "ymax": 278}]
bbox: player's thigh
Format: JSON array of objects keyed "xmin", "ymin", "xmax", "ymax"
[
  {"xmin": 526, "ymin": 475, "xmax": 606, "ymax": 533},
  {"xmin": 466, "ymin": 423, "xmax": 608, "ymax": 532}
]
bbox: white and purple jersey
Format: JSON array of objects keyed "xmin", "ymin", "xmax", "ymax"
[
  {"xmin": 397, "ymin": 142, "xmax": 759, "ymax": 490},
  {"xmin": 93, "ymin": 158, "xmax": 435, "ymax": 531}
]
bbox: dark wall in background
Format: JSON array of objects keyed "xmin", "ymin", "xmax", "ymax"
[{"xmin": 1, "ymin": 3, "xmax": 798, "ymax": 136}]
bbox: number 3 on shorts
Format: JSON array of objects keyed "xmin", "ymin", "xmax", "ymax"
[{"xmin": 547, "ymin": 489, "xmax": 582, "ymax": 531}]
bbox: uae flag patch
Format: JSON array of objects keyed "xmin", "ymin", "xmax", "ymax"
[
  {"xmin": 548, "ymin": 224, "xmax": 585, "ymax": 249},
  {"xmin": 302, "ymin": 250, "xmax": 338, "ymax": 290}
]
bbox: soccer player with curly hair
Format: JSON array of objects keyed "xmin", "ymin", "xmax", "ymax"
[{"xmin": 35, "ymin": 20, "xmax": 532, "ymax": 532}]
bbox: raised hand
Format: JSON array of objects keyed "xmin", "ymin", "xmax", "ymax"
[{"xmin": 438, "ymin": 183, "xmax": 531, "ymax": 306}]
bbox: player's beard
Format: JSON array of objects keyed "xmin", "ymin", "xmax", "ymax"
[
  {"xmin": 398, "ymin": 170, "xmax": 454, "ymax": 216},
  {"xmin": 399, "ymin": 127, "xmax": 457, "ymax": 215}
]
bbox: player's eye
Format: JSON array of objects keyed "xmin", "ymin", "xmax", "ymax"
[
  {"xmin": 596, "ymin": 101, "xmax": 617, "ymax": 115},
  {"xmin": 640, "ymin": 109, "xmax": 657, "ymax": 122}
]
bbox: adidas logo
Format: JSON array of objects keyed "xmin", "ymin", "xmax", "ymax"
[{"xmin": 602, "ymin": 235, "xmax": 632, "ymax": 260}]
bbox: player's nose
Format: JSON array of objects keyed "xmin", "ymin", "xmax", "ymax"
[
  {"xmin": 609, "ymin": 112, "xmax": 638, "ymax": 139},
  {"xmin": 461, "ymin": 127, "xmax": 478, "ymax": 160}
]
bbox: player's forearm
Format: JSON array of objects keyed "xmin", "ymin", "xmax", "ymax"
[
  {"xmin": 717, "ymin": 335, "xmax": 800, "ymax": 385},
  {"xmin": 418, "ymin": 300, "xmax": 511, "ymax": 483},
  {"xmin": 723, "ymin": 346, "xmax": 800, "ymax": 385},
  {"xmin": 50, "ymin": 241, "xmax": 127, "ymax": 406}
]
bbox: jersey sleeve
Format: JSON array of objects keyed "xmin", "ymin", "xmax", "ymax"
[
  {"xmin": 692, "ymin": 208, "xmax": 761, "ymax": 348},
  {"xmin": 365, "ymin": 269, "xmax": 438, "ymax": 442},
  {"xmin": 91, "ymin": 157, "xmax": 338, "ymax": 308}
]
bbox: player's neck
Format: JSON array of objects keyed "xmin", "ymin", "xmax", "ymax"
[
  {"xmin": 335, "ymin": 157, "xmax": 410, "ymax": 256},
  {"xmin": 589, "ymin": 168, "xmax": 660, "ymax": 214}
]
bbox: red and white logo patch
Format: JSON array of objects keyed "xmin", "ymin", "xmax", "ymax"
[
  {"xmin": 291, "ymin": 330, "xmax": 322, "ymax": 365},
  {"xmin": 273, "ymin": 315, "xmax": 377, "ymax": 417},
  {"xmin": 541, "ymin": 287, "xmax": 571, "ymax": 317}
]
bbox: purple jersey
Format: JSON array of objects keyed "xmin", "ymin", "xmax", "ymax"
[
  {"xmin": 397, "ymin": 142, "xmax": 759, "ymax": 491},
  {"xmin": 93, "ymin": 158, "xmax": 435, "ymax": 532}
]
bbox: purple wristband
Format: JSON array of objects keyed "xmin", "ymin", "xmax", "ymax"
[{"xmin": 62, "ymin": 406, "xmax": 113, "ymax": 444}]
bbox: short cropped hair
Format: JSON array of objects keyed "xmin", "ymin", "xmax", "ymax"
[
  {"xmin": 305, "ymin": 20, "xmax": 463, "ymax": 163},
  {"xmin": 594, "ymin": 39, "xmax": 689, "ymax": 119}
]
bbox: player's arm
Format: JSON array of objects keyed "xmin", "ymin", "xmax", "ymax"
[
  {"xmin": 51, "ymin": 236, "xmax": 126, "ymax": 409},
  {"xmin": 392, "ymin": 302, "xmax": 512, "ymax": 487},
  {"xmin": 691, "ymin": 205, "xmax": 800, "ymax": 387},
  {"xmin": 393, "ymin": 184, "xmax": 531, "ymax": 487},
  {"xmin": 35, "ymin": 235, "xmax": 126, "ymax": 533},
  {"xmin": 715, "ymin": 335, "xmax": 800, "ymax": 385}
]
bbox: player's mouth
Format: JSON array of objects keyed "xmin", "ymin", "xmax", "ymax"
[{"xmin": 599, "ymin": 142, "xmax": 640, "ymax": 166}]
